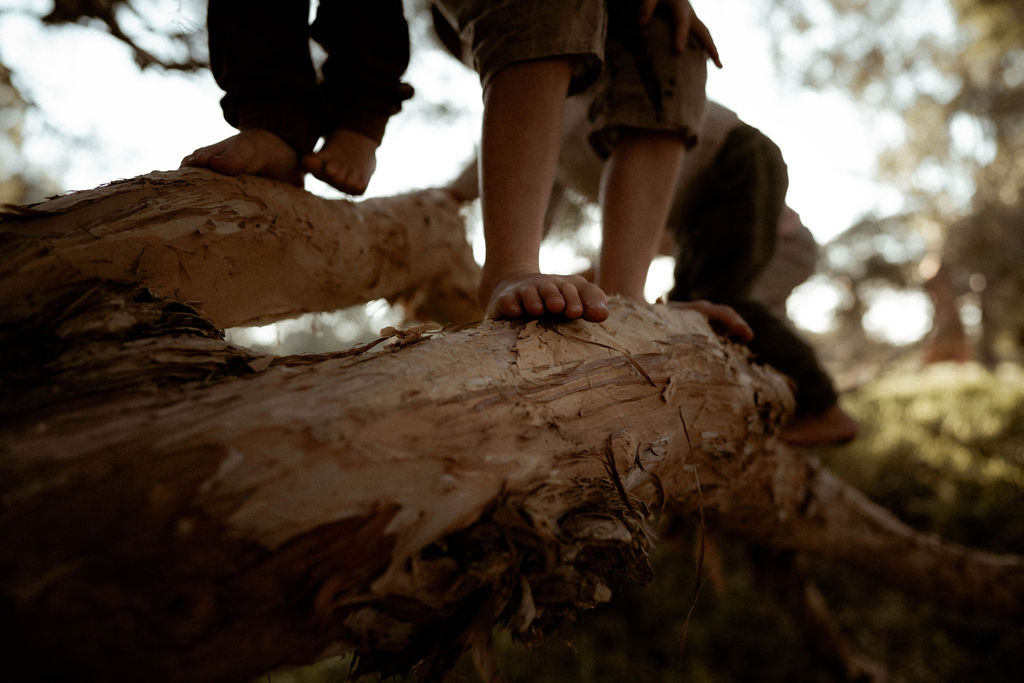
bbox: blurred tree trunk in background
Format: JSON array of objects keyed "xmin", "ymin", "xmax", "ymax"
[{"xmin": 922, "ymin": 260, "xmax": 971, "ymax": 364}]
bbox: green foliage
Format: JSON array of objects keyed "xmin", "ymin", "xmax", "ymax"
[
  {"xmin": 823, "ymin": 362, "xmax": 1024, "ymax": 553},
  {"xmin": 34, "ymin": 0, "xmax": 208, "ymax": 71},
  {"xmin": 768, "ymin": 0, "xmax": 1024, "ymax": 362},
  {"xmin": 944, "ymin": 202, "xmax": 1024, "ymax": 364},
  {"xmin": 0, "ymin": 59, "xmax": 58, "ymax": 204}
]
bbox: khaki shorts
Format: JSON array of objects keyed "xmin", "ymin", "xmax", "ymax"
[
  {"xmin": 433, "ymin": 0, "xmax": 708, "ymax": 151},
  {"xmin": 587, "ymin": 2, "xmax": 709, "ymax": 156},
  {"xmin": 433, "ymin": 0, "xmax": 607, "ymax": 92}
]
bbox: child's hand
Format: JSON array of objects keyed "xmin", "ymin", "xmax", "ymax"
[
  {"xmin": 485, "ymin": 273, "xmax": 609, "ymax": 322},
  {"xmin": 665, "ymin": 299, "xmax": 753, "ymax": 341},
  {"xmin": 638, "ymin": 0, "xmax": 722, "ymax": 67}
]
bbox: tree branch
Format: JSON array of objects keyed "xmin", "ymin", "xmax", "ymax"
[{"xmin": 1, "ymin": 171, "xmax": 1020, "ymax": 682}]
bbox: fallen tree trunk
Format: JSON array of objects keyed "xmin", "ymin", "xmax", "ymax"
[
  {"xmin": 1, "ymin": 173, "xmax": 1021, "ymax": 682},
  {"xmin": 0, "ymin": 168, "xmax": 480, "ymax": 328}
]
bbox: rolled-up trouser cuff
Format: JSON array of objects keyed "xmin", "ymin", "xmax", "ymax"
[
  {"xmin": 319, "ymin": 82, "xmax": 415, "ymax": 145},
  {"xmin": 588, "ymin": 3, "xmax": 708, "ymax": 158},
  {"xmin": 224, "ymin": 96, "xmax": 319, "ymax": 156},
  {"xmin": 434, "ymin": 0, "xmax": 606, "ymax": 93}
]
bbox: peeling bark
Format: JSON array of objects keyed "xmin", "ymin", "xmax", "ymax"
[
  {"xmin": 1, "ymin": 173, "xmax": 1021, "ymax": 682},
  {"xmin": 0, "ymin": 168, "xmax": 480, "ymax": 329}
]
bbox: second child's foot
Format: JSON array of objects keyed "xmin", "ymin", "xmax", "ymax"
[
  {"xmin": 302, "ymin": 129, "xmax": 379, "ymax": 196},
  {"xmin": 781, "ymin": 403, "xmax": 859, "ymax": 446},
  {"xmin": 180, "ymin": 129, "xmax": 303, "ymax": 186},
  {"xmin": 482, "ymin": 273, "xmax": 609, "ymax": 322}
]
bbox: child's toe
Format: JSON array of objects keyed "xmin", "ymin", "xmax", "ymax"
[
  {"xmin": 208, "ymin": 152, "xmax": 246, "ymax": 175},
  {"xmin": 560, "ymin": 284, "xmax": 584, "ymax": 318},
  {"xmin": 536, "ymin": 281, "xmax": 566, "ymax": 315},
  {"xmin": 490, "ymin": 292, "xmax": 523, "ymax": 319},
  {"xmin": 518, "ymin": 286, "xmax": 546, "ymax": 317},
  {"xmin": 579, "ymin": 285, "xmax": 609, "ymax": 322}
]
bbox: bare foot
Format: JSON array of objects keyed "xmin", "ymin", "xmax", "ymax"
[
  {"xmin": 482, "ymin": 272, "xmax": 609, "ymax": 322},
  {"xmin": 665, "ymin": 299, "xmax": 754, "ymax": 342},
  {"xmin": 302, "ymin": 129, "xmax": 378, "ymax": 196},
  {"xmin": 782, "ymin": 403, "xmax": 859, "ymax": 446},
  {"xmin": 180, "ymin": 129, "xmax": 303, "ymax": 186}
]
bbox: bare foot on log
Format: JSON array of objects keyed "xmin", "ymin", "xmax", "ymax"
[
  {"xmin": 481, "ymin": 272, "xmax": 609, "ymax": 322},
  {"xmin": 782, "ymin": 403, "xmax": 859, "ymax": 446},
  {"xmin": 181, "ymin": 129, "xmax": 303, "ymax": 187},
  {"xmin": 302, "ymin": 129, "xmax": 378, "ymax": 196}
]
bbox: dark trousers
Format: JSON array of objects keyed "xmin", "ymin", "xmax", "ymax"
[
  {"xmin": 669, "ymin": 124, "xmax": 838, "ymax": 414},
  {"xmin": 208, "ymin": 0, "xmax": 413, "ymax": 155}
]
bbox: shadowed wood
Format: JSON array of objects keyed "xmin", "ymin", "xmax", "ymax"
[{"xmin": 1, "ymin": 171, "xmax": 1020, "ymax": 682}]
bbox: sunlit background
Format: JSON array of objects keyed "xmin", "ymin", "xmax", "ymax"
[
  {"xmin": 3, "ymin": 3, "xmax": 1024, "ymax": 681},
  {"xmin": 1, "ymin": 0, "xmax": 1020, "ymax": 368}
]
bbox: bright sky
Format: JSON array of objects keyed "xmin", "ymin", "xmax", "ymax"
[{"xmin": 0, "ymin": 0, "xmax": 933, "ymax": 344}]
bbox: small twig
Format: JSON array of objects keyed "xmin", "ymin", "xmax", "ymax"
[
  {"xmin": 679, "ymin": 465, "xmax": 706, "ymax": 659},
  {"xmin": 677, "ymin": 406, "xmax": 694, "ymax": 452},
  {"xmin": 603, "ymin": 435, "xmax": 636, "ymax": 514},
  {"xmin": 633, "ymin": 447, "xmax": 666, "ymax": 515}
]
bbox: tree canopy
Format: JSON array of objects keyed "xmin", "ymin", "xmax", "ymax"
[{"xmin": 766, "ymin": 0, "xmax": 1024, "ymax": 364}]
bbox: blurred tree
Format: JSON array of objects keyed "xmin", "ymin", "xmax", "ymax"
[
  {"xmin": 767, "ymin": 0, "xmax": 1024, "ymax": 364},
  {"xmin": 35, "ymin": 0, "xmax": 207, "ymax": 70},
  {"xmin": 0, "ymin": 0, "xmax": 208, "ymax": 203},
  {"xmin": 0, "ymin": 55, "xmax": 59, "ymax": 204}
]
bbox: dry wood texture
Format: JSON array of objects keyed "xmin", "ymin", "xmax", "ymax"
[
  {"xmin": 0, "ymin": 168, "xmax": 480, "ymax": 329},
  {"xmin": 1, "ymin": 172, "xmax": 1021, "ymax": 682}
]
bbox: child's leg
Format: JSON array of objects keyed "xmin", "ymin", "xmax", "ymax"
[
  {"xmin": 589, "ymin": 1, "xmax": 709, "ymax": 303},
  {"xmin": 304, "ymin": 0, "xmax": 414, "ymax": 195},
  {"xmin": 181, "ymin": 0, "xmax": 316, "ymax": 186},
  {"xmin": 598, "ymin": 131, "xmax": 687, "ymax": 300},
  {"xmin": 478, "ymin": 58, "xmax": 608, "ymax": 321},
  {"xmin": 727, "ymin": 302, "xmax": 857, "ymax": 446},
  {"xmin": 669, "ymin": 124, "xmax": 785, "ymax": 304},
  {"xmin": 432, "ymin": 0, "xmax": 606, "ymax": 320}
]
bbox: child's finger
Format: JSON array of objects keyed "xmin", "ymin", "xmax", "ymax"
[
  {"xmin": 668, "ymin": 0, "xmax": 693, "ymax": 53},
  {"xmin": 667, "ymin": 300, "xmax": 751, "ymax": 340},
  {"xmin": 691, "ymin": 16, "xmax": 721, "ymax": 67}
]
